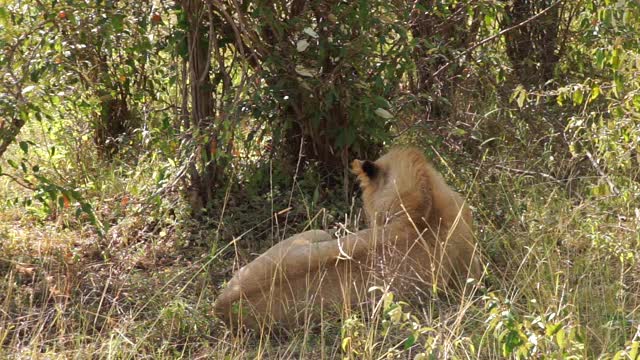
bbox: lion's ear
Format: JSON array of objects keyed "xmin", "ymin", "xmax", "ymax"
[
  {"xmin": 361, "ymin": 160, "xmax": 378, "ymax": 178},
  {"xmin": 351, "ymin": 159, "xmax": 379, "ymax": 179}
]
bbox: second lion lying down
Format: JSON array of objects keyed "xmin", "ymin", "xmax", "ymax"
[{"xmin": 213, "ymin": 147, "xmax": 482, "ymax": 329}]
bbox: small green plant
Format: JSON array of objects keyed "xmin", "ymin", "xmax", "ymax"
[
  {"xmin": 340, "ymin": 289, "xmax": 446, "ymax": 359},
  {"xmin": 613, "ymin": 341, "xmax": 640, "ymax": 360},
  {"xmin": 484, "ymin": 292, "xmax": 585, "ymax": 359}
]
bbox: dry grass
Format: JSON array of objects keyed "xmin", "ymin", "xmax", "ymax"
[{"xmin": 1, "ymin": 145, "xmax": 639, "ymax": 359}]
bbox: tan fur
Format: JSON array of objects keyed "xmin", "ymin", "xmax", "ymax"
[{"xmin": 213, "ymin": 147, "xmax": 481, "ymax": 329}]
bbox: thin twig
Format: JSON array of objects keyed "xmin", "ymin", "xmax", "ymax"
[
  {"xmin": 432, "ymin": 1, "xmax": 563, "ymax": 79},
  {"xmin": 493, "ymin": 164, "xmax": 560, "ymax": 183},
  {"xmin": 0, "ymin": 173, "xmax": 36, "ymax": 190},
  {"xmin": 198, "ymin": 3, "xmax": 215, "ymax": 84}
]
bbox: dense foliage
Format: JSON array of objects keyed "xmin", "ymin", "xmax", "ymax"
[{"xmin": 1, "ymin": 0, "xmax": 639, "ymax": 358}]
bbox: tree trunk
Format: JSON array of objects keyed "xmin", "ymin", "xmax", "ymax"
[
  {"xmin": 410, "ymin": 1, "xmax": 480, "ymax": 119},
  {"xmin": 0, "ymin": 115, "xmax": 26, "ymax": 159},
  {"xmin": 504, "ymin": 0, "xmax": 561, "ymax": 88},
  {"xmin": 181, "ymin": 0, "xmax": 220, "ymax": 215},
  {"xmin": 94, "ymin": 94, "xmax": 131, "ymax": 159}
]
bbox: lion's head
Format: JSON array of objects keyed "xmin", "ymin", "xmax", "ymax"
[{"xmin": 351, "ymin": 147, "xmax": 433, "ymax": 227}]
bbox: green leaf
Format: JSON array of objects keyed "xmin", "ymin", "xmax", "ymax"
[
  {"xmin": 590, "ymin": 86, "xmax": 601, "ymax": 103},
  {"xmin": 633, "ymin": 95, "xmax": 640, "ymax": 111},
  {"xmin": 81, "ymin": 202, "xmax": 93, "ymax": 214},
  {"xmin": 572, "ymin": 89, "xmax": 584, "ymax": 106},
  {"xmin": 556, "ymin": 328, "xmax": 566, "ymax": 349},
  {"xmin": 70, "ymin": 189, "xmax": 81, "ymax": 200},
  {"xmin": 614, "ymin": 74, "xmax": 624, "ymax": 98},
  {"xmin": 19, "ymin": 141, "xmax": 28, "ymax": 154},
  {"xmin": 484, "ymin": 13, "xmax": 495, "ymax": 27},
  {"xmin": 595, "ymin": 49, "xmax": 605, "ymax": 69},
  {"xmin": 30, "ymin": 68, "xmax": 42, "ymax": 82},
  {"xmin": 372, "ymin": 96, "xmax": 390, "ymax": 108},
  {"xmin": 511, "ymin": 85, "xmax": 527, "ymax": 108},
  {"xmin": 612, "ymin": 350, "xmax": 624, "ymax": 360},
  {"xmin": 611, "ymin": 48, "xmax": 622, "ymax": 70},
  {"xmin": 58, "ymin": 195, "xmax": 66, "ymax": 209},
  {"xmin": 0, "ymin": 7, "xmax": 8, "ymax": 25},
  {"xmin": 545, "ymin": 322, "xmax": 562, "ymax": 336},
  {"xmin": 403, "ymin": 333, "xmax": 416, "ymax": 349},
  {"xmin": 111, "ymin": 14, "xmax": 125, "ymax": 33},
  {"xmin": 630, "ymin": 341, "xmax": 639, "ymax": 360},
  {"xmin": 517, "ymin": 90, "xmax": 527, "ymax": 108},
  {"xmin": 501, "ymin": 330, "xmax": 523, "ymax": 356},
  {"xmin": 623, "ymin": 9, "xmax": 631, "ymax": 26},
  {"xmin": 7, "ymin": 159, "xmax": 18, "ymax": 169},
  {"xmin": 341, "ymin": 337, "xmax": 351, "ymax": 352},
  {"xmin": 453, "ymin": 127, "xmax": 467, "ymax": 136}
]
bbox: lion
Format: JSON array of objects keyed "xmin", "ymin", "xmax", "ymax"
[{"xmin": 213, "ymin": 147, "xmax": 482, "ymax": 330}]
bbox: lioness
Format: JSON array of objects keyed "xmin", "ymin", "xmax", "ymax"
[{"xmin": 214, "ymin": 147, "xmax": 481, "ymax": 329}]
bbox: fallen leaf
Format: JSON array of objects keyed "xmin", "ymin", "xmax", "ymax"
[
  {"xmin": 295, "ymin": 65, "xmax": 316, "ymax": 77},
  {"xmin": 21, "ymin": 85, "xmax": 36, "ymax": 95},
  {"xmin": 62, "ymin": 194, "xmax": 71, "ymax": 208},
  {"xmin": 303, "ymin": 27, "xmax": 319, "ymax": 38},
  {"xmin": 15, "ymin": 264, "xmax": 35, "ymax": 276},
  {"xmin": 296, "ymin": 39, "xmax": 310, "ymax": 52},
  {"xmin": 374, "ymin": 108, "xmax": 393, "ymax": 119}
]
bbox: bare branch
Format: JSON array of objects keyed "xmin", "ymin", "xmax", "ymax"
[
  {"xmin": 432, "ymin": 1, "xmax": 563, "ymax": 79},
  {"xmin": 585, "ymin": 151, "xmax": 620, "ymax": 196}
]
